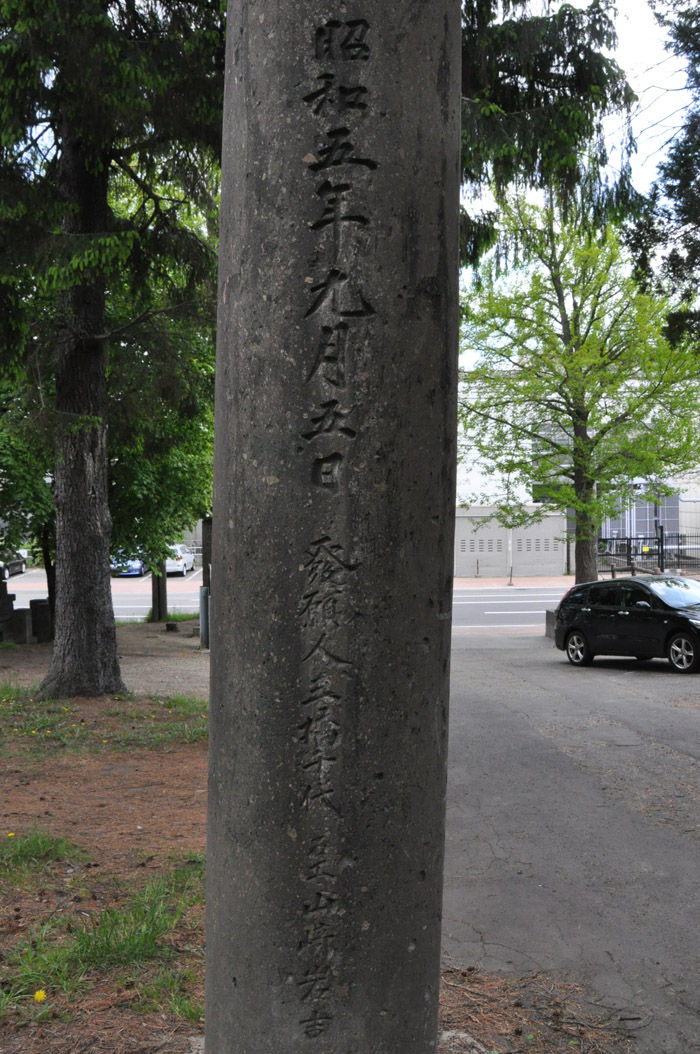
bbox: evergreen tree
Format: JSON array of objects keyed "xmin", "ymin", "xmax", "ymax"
[
  {"xmin": 460, "ymin": 0, "xmax": 637, "ymax": 262},
  {"xmin": 0, "ymin": 0, "xmax": 223, "ymax": 695},
  {"xmin": 655, "ymin": 2, "xmax": 700, "ymax": 307}
]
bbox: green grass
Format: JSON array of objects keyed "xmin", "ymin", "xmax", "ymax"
[
  {"xmin": 0, "ymin": 684, "xmax": 208, "ymax": 756},
  {"xmin": 128, "ymin": 965, "xmax": 203, "ymax": 1021},
  {"xmin": 100, "ymin": 695, "xmax": 208, "ymax": 749},
  {"xmin": 0, "ymin": 689, "xmax": 92, "ymax": 756},
  {"xmin": 145, "ymin": 610, "xmax": 198, "ymax": 624},
  {"xmin": 0, "ymin": 828, "xmax": 85, "ymax": 885},
  {"xmin": 0, "ymin": 856, "xmax": 205, "ymax": 1019}
]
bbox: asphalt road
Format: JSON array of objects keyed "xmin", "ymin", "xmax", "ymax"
[
  {"xmin": 12, "ymin": 570, "xmax": 567, "ymax": 626},
  {"xmin": 444, "ymin": 634, "xmax": 699, "ymax": 1053},
  {"xmin": 452, "ymin": 585, "xmax": 566, "ymax": 632},
  {"xmin": 8, "ymin": 567, "xmax": 203, "ymax": 620}
]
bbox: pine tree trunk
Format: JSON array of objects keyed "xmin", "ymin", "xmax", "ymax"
[{"xmin": 39, "ymin": 128, "xmax": 125, "ymax": 698}]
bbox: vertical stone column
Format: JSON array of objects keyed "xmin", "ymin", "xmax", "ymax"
[{"xmin": 207, "ymin": 2, "xmax": 460, "ymax": 1051}]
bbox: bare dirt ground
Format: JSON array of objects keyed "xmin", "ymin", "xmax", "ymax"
[{"xmin": 0, "ymin": 624, "xmax": 632, "ymax": 1053}]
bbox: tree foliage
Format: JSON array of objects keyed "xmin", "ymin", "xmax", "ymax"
[
  {"xmin": 460, "ymin": 0, "xmax": 637, "ymax": 262},
  {"xmin": 652, "ymin": 2, "xmax": 700, "ymax": 312},
  {"xmin": 459, "ymin": 198, "xmax": 700, "ymax": 581},
  {"xmin": 0, "ymin": 367, "xmax": 54, "ymax": 563},
  {"xmin": 107, "ymin": 289, "xmax": 215, "ymax": 565}
]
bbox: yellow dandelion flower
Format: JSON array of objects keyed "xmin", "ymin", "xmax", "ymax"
[
  {"xmin": 34, "ymin": 990, "xmax": 47, "ymax": 1003},
  {"xmin": 7, "ymin": 832, "xmax": 15, "ymax": 838}
]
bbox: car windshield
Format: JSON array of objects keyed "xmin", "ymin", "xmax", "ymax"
[{"xmin": 646, "ymin": 576, "xmax": 700, "ymax": 609}]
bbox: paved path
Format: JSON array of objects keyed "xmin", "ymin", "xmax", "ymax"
[{"xmin": 444, "ymin": 633, "xmax": 699, "ymax": 1053}]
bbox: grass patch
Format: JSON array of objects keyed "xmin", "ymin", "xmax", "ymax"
[
  {"xmin": 128, "ymin": 965, "xmax": 203, "ymax": 1021},
  {"xmin": 0, "ymin": 690, "xmax": 92, "ymax": 757},
  {"xmin": 0, "ymin": 688, "xmax": 207, "ymax": 757},
  {"xmin": 0, "ymin": 857, "xmax": 205, "ymax": 1020},
  {"xmin": 100, "ymin": 695, "xmax": 208, "ymax": 750},
  {"xmin": 0, "ymin": 828, "xmax": 84, "ymax": 886}
]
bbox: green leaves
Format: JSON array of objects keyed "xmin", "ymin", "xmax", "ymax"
[
  {"xmin": 0, "ymin": 0, "xmax": 222, "ymax": 621},
  {"xmin": 460, "ymin": 1, "xmax": 637, "ymax": 262},
  {"xmin": 459, "ymin": 197, "xmax": 700, "ymax": 542}
]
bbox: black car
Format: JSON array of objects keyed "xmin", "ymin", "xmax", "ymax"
[
  {"xmin": 0, "ymin": 551, "xmax": 26, "ymax": 580},
  {"xmin": 555, "ymin": 575, "xmax": 700, "ymax": 673}
]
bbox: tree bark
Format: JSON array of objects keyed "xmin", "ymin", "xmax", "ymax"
[
  {"xmin": 39, "ymin": 126, "xmax": 125, "ymax": 698},
  {"xmin": 206, "ymin": 2, "xmax": 460, "ymax": 1051},
  {"xmin": 151, "ymin": 563, "xmax": 168, "ymax": 622},
  {"xmin": 573, "ymin": 469, "xmax": 598, "ymax": 583},
  {"xmin": 40, "ymin": 522, "xmax": 56, "ymax": 617},
  {"xmin": 574, "ymin": 517, "xmax": 598, "ymax": 583}
]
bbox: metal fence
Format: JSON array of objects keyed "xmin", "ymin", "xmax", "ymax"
[{"xmin": 597, "ymin": 531, "xmax": 700, "ymax": 575}]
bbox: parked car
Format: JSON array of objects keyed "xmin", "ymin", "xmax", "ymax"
[
  {"xmin": 0, "ymin": 551, "xmax": 26, "ymax": 579},
  {"xmin": 110, "ymin": 554, "xmax": 146, "ymax": 577},
  {"xmin": 555, "ymin": 574, "xmax": 700, "ymax": 673},
  {"xmin": 165, "ymin": 544, "xmax": 195, "ymax": 576}
]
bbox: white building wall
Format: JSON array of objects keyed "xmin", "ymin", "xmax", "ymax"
[{"xmin": 454, "ymin": 506, "xmax": 569, "ymax": 577}]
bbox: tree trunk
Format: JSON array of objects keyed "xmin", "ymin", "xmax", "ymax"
[
  {"xmin": 206, "ymin": 2, "xmax": 460, "ymax": 1051},
  {"xmin": 151, "ymin": 563, "xmax": 168, "ymax": 622},
  {"xmin": 39, "ymin": 127, "xmax": 125, "ymax": 698},
  {"xmin": 572, "ymin": 419, "xmax": 598, "ymax": 584},
  {"xmin": 573, "ymin": 472, "xmax": 598, "ymax": 583},
  {"xmin": 40, "ymin": 522, "xmax": 56, "ymax": 616},
  {"xmin": 574, "ymin": 519, "xmax": 598, "ymax": 583}
]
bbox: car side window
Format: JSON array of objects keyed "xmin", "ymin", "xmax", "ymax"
[
  {"xmin": 589, "ymin": 583, "xmax": 622, "ymax": 607},
  {"xmin": 623, "ymin": 585, "xmax": 654, "ymax": 610}
]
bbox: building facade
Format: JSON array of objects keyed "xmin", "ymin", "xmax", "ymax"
[{"xmin": 454, "ymin": 506, "xmax": 569, "ymax": 577}]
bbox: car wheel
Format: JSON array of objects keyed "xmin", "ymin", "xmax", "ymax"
[
  {"xmin": 565, "ymin": 630, "xmax": 593, "ymax": 667},
  {"xmin": 182, "ymin": 565, "xmax": 187, "ymax": 576},
  {"xmin": 20, "ymin": 562, "xmax": 26, "ymax": 574},
  {"xmin": 667, "ymin": 632, "xmax": 699, "ymax": 673},
  {"xmin": 1, "ymin": 567, "xmax": 8, "ymax": 580}
]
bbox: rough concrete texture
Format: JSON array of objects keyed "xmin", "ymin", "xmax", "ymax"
[{"xmin": 206, "ymin": 2, "xmax": 461, "ymax": 1052}]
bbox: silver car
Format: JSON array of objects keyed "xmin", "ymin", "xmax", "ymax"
[{"xmin": 165, "ymin": 544, "xmax": 195, "ymax": 576}]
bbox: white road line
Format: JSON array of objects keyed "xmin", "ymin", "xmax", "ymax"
[
  {"xmin": 453, "ymin": 599, "xmax": 558, "ymax": 605},
  {"xmin": 452, "ymin": 623, "xmax": 544, "ymax": 630}
]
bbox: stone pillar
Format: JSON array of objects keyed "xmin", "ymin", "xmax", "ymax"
[{"xmin": 207, "ymin": 2, "xmax": 460, "ymax": 1051}]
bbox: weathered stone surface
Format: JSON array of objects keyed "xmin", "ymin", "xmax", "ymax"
[{"xmin": 207, "ymin": 2, "xmax": 460, "ymax": 1050}]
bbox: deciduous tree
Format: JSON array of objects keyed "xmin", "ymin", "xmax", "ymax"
[{"xmin": 459, "ymin": 198, "xmax": 700, "ymax": 581}]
